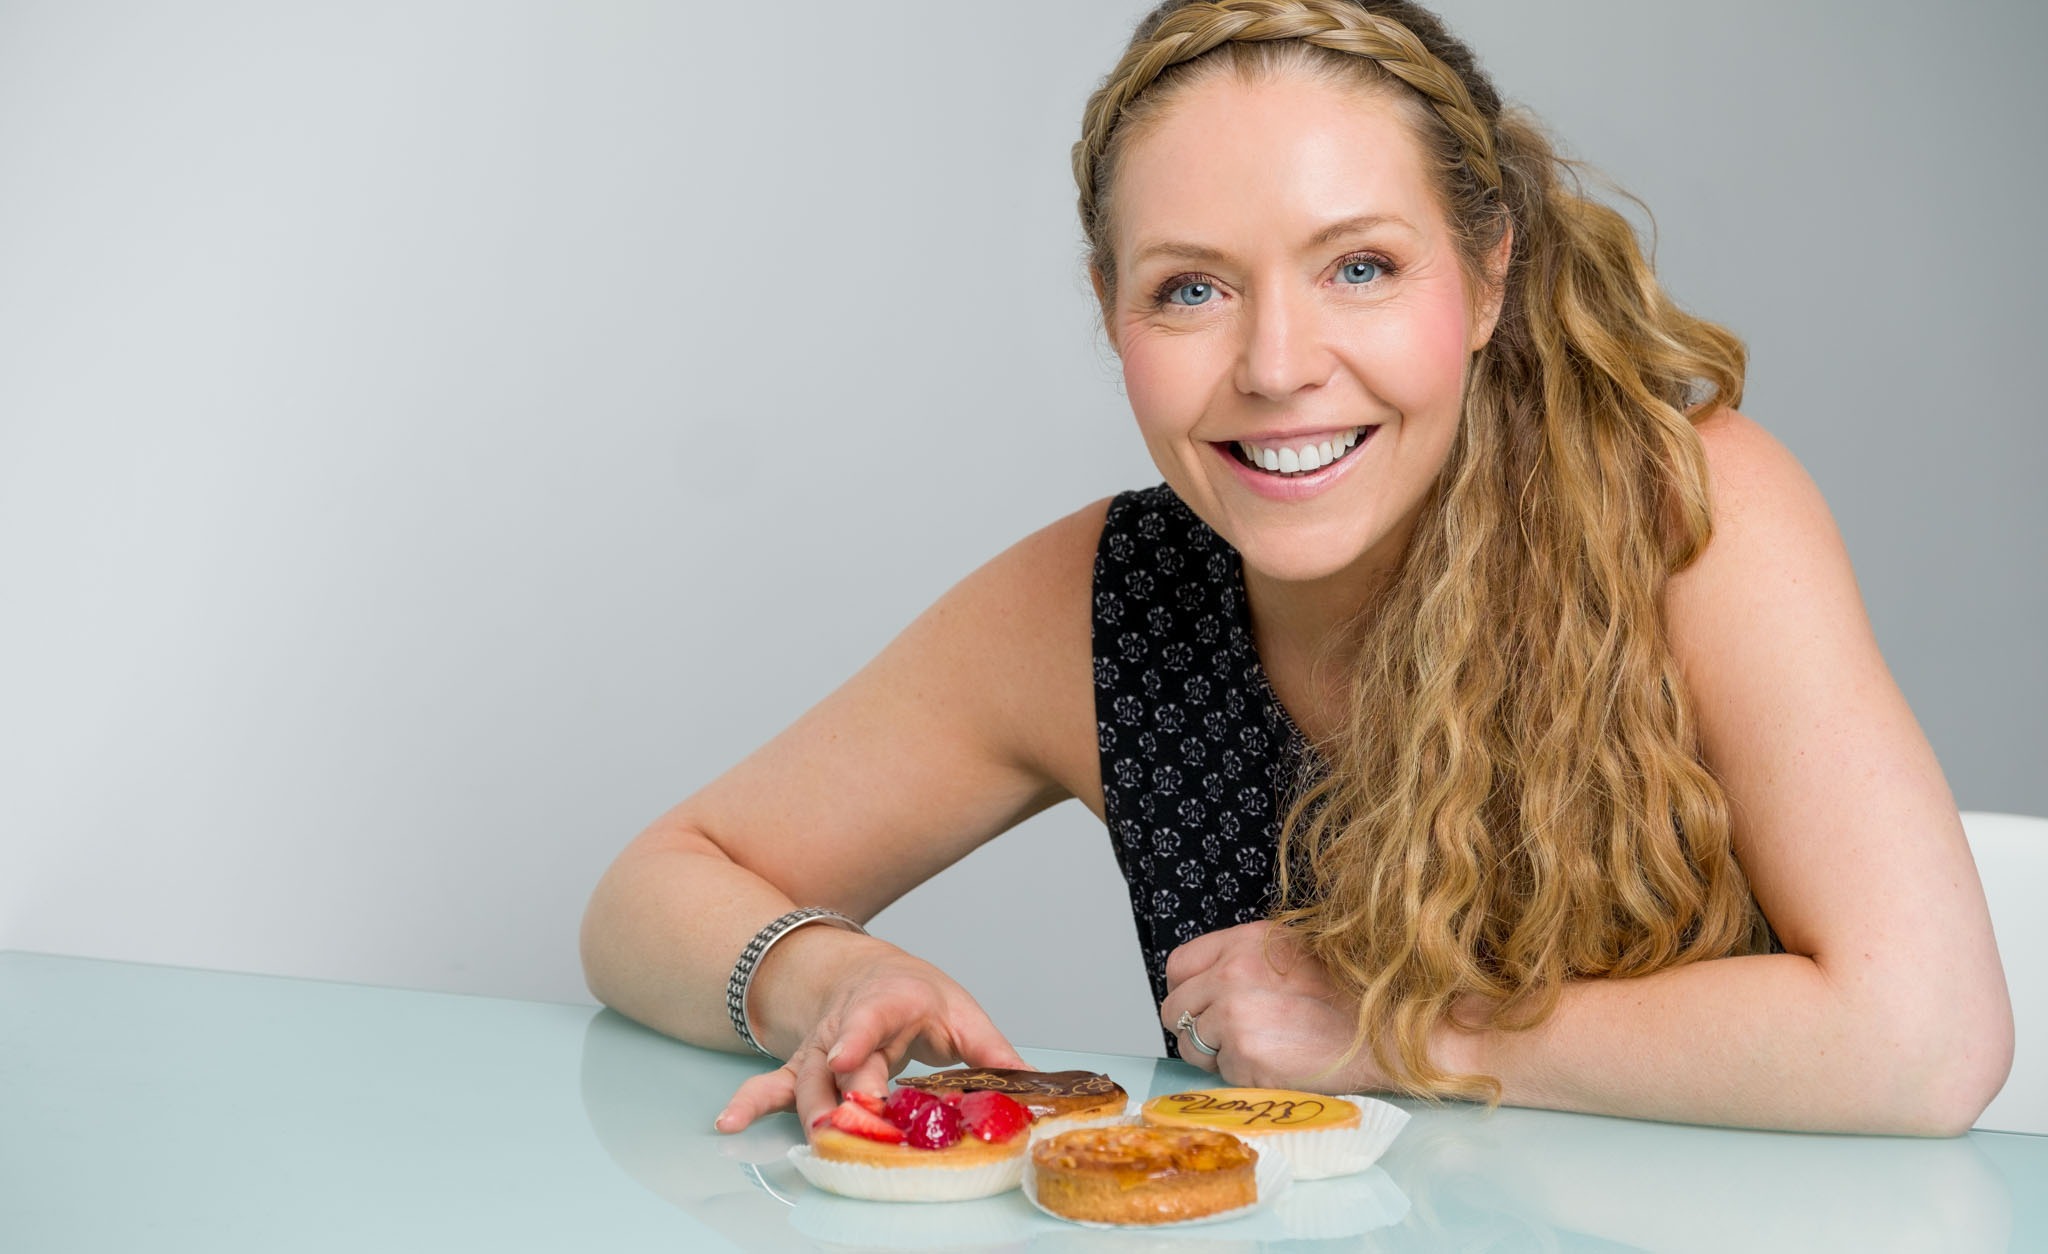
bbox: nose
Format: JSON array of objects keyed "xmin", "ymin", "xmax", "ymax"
[{"xmin": 1232, "ymin": 283, "xmax": 1335, "ymax": 401}]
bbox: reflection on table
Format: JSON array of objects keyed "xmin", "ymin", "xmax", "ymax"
[
  {"xmin": 578, "ymin": 1007, "xmax": 2026, "ymax": 1253},
  {"xmin": 2, "ymin": 953, "xmax": 2034, "ymax": 1253}
]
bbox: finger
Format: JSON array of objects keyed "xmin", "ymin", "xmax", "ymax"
[
  {"xmin": 1182, "ymin": 1037, "xmax": 1223, "ymax": 1075},
  {"xmin": 716, "ymin": 1063, "xmax": 796, "ymax": 1132},
  {"xmin": 794, "ymin": 1049, "xmax": 848, "ymax": 1132},
  {"xmin": 1158, "ymin": 965, "xmax": 1214, "ymax": 1039},
  {"xmin": 1165, "ymin": 923, "xmax": 1256, "ymax": 992},
  {"xmin": 1159, "ymin": 985, "xmax": 1225, "ymax": 1075},
  {"xmin": 1176, "ymin": 1010, "xmax": 1224, "ymax": 1075},
  {"xmin": 840, "ymin": 1050, "xmax": 892, "ymax": 1103},
  {"xmin": 825, "ymin": 1001, "xmax": 896, "ymax": 1074}
]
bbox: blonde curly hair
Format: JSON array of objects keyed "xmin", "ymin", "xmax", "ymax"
[{"xmin": 1076, "ymin": 0, "xmax": 1771, "ymax": 1100}]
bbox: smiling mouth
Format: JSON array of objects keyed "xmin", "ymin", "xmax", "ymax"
[{"xmin": 1222, "ymin": 426, "xmax": 1376, "ymax": 476}]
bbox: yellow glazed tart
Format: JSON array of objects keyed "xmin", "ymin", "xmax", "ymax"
[{"xmin": 1141, "ymin": 1088, "xmax": 1360, "ymax": 1137}]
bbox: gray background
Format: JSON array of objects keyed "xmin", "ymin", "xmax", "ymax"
[{"xmin": 2, "ymin": 0, "xmax": 2042, "ymax": 1059}]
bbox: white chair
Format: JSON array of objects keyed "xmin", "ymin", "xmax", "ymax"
[{"xmin": 1963, "ymin": 810, "xmax": 2048, "ymax": 1135}]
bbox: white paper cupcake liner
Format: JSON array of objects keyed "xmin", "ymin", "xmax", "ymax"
[
  {"xmin": 1231, "ymin": 1094, "xmax": 1410, "ymax": 1180},
  {"xmin": 786, "ymin": 1144, "xmax": 1025, "ymax": 1202},
  {"xmin": 1021, "ymin": 1143, "xmax": 1293, "ymax": 1229}
]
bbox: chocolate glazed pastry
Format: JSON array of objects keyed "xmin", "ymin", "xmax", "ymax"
[{"xmin": 898, "ymin": 1069, "xmax": 1129, "ymax": 1121}]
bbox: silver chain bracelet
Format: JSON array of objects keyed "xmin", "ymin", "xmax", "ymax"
[{"xmin": 724, "ymin": 907, "xmax": 867, "ymax": 1057}]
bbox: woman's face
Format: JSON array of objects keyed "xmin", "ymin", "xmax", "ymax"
[{"xmin": 1101, "ymin": 71, "xmax": 1499, "ymax": 588}]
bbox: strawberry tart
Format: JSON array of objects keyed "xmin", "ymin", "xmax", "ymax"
[{"xmin": 792, "ymin": 1085, "xmax": 1036, "ymax": 1201}]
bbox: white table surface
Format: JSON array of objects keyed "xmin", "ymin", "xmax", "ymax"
[{"xmin": 4, "ymin": 950, "xmax": 2040, "ymax": 1251}]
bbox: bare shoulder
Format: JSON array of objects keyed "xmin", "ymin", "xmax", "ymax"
[
  {"xmin": 1666, "ymin": 406, "xmax": 1878, "ymax": 746},
  {"xmin": 1665, "ymin": 408, "xmax": 1862, "ymax": 662},
  {"xmin": 968, "ymin": 495, "xmax": 1112, "ymax": 610},
  {"xmin": 1687, "ymin": 407, "xmax": 1838, "ymax": 551},
  {"xmin": 935, "ymin": 495, "xmax": 1111, "ymax": 818}
]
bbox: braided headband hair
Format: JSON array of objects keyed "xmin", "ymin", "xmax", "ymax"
[{"xmin": 1072, "ymin": 0, "xmax": 1504, "ymax": 254}]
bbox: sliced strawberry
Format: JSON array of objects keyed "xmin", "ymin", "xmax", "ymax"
[
  {"xmin": 903, "ymin": 1098, "xmax": 964, "ymax": 1150},
  {"xmin": 810, "ymin": 1111, "xmax": 832, "ymax": 1130},
  {"xmin": 845, "ymin": 1090, "xmax": 885, "ymax": 1117},
  {"xmin": 829, "ymin": 1099, "xmax": 905, "ymax": 1144},
  {"xmin": 958, "ymin": 1090, "xmax": 1031, "ymax": 1143},
  {"xmin": 882, "ymin": 1087, "xmax": 939, "ymax": 1129},
  {"xmin": 938, "ymin": 1091, "xmax": 965, "ymax": 1108}
]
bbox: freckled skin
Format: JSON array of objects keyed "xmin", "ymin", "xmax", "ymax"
[{"xmin": 1102, "ymin": 73, "xmax": 1500, "ymax": 638}]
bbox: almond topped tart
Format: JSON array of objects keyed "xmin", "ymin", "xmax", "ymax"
[
  {"xmin": 1140, "ymin": 1087, "xmax": 1409, "ymax": 1180},
  {"xmin": 794, "ymin": 1085, "xmax": 1035, "ymax": 1201},
  {"xmin": 1030, "ymin": 1125, "xmax": 1258, "ymax": 1225},
  {"xmin": 896, "ymin": 1067, "xmax": 1127, "ymax": 1130}
]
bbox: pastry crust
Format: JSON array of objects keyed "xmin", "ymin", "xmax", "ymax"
[
  {"xmin": 1141, "ymin": 1088, "xmax": 1360, "ymax": 1136},
  {"xmin": 809, "ymin": 1123, "xmax": 1029, "ymax": 1168},
  {"xmin": 898, "ymin": 1068, "xmax": 1128, "ymax": 1122},
  {"xmin": 1031, "ymin": 1126, "xmax": 1256, "ymax": 1225}
]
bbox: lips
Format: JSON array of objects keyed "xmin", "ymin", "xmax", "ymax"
[
  {"xmin": 1228, "ymin": 425, "xmax": 1370, "ymax": 476},
  {"xmin": 1212, "ymin": 425, "xmax": 1378, "ymax": 502}
]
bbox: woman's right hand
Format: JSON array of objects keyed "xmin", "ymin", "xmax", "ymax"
[{"xmin": 712, "ymin": 940, "xmax": 1028, "ymax": 1134}]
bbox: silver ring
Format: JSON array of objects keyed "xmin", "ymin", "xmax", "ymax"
[{"xmin": 1175, "ymin": 1009, "xmax": 1220, "ymax": 1056}]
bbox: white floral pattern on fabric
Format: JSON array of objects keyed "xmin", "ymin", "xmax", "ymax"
[{"xmin": 1092, "ymin": 484, "xmax": 1319, "ymax": 1057}]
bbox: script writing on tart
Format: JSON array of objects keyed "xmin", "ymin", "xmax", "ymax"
[{"xmin": 1141, "ymin": 1087, "xmax": 1361, "ymax": 1133}]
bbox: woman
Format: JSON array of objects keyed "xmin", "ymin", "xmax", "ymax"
[{"xmin": 581, "ymin": 0, "xmax": 2012, "ymax": 1136}]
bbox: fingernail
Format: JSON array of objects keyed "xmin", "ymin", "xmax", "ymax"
[
  {"xmin": 825, "ymin": 1042, "xmax": 842, "ymax": 1065},
  {"xmin": 714, "ymin": 1110, "xmax": 734, "ymax": 1131}
]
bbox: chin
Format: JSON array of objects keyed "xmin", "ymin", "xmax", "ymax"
[{"xmin": 1233, "ymin": 534, "xmax": 1377, "ymax": 586}]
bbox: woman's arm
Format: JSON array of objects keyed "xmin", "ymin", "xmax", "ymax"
[
  {"xmin": 1453, "ymin": 411, "xmax": 2012, "ymax": 1134},
  {"xmin": 580, "ymin": 498, "xmax": 1108, "ymax": 1128},
  {"xmin": 1164, "ymin": 413, "xmax": 2012, "ymax": 1134}
]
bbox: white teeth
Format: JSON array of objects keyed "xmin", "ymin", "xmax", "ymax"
[{"xmin": 1238, "ymin": 426, "xmax": 1370, "ymax": 476}]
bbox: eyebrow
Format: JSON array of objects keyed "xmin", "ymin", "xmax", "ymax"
[{"xmin": 1129, "ymin": 213, "xmax": 1420, "ymax": 269}]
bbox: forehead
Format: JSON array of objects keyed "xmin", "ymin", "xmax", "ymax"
[{"xmin": 1112, "ymin": 71, "xmax": 1444, "ymax": 263}]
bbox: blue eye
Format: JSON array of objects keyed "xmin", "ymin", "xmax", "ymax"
[
  {"xmin": 1339, "ymin": 258, "xmax": 1383, "ymax": 285},
  {"xmin": 1167, "ymin": 281, "xmax": 1215, "ymax": 306}
]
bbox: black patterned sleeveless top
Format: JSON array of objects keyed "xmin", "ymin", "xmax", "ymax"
[{"xmin": 1091, "ymin": 484, "xmax": 1320, "ymax": 1056}]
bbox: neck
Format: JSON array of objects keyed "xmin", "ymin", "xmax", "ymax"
[
  {"xmin": 1240, "ymin": 514, "xmax": 1416, "ymax": 741},
  {"xmin": 1242, "ymin": 554, "xmax": 1388, "ymax": 672}
]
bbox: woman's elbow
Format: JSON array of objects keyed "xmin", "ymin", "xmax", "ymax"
[
  {"xmin": 578, "ymin": 886, "xmax": 623, "ymax": 1009},
  {"xmin": 1888, "ymin": 980, "xmax": 2015, "ymax": 1137},
  {"xmin": 1924, "ymin": 1008, "xmax": 2014, "ymax": 1136}
]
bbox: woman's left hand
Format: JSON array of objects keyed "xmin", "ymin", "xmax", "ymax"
[{"xmin": 1159, "ymin": 920, "xmax": 1388, "ymax": 1092}]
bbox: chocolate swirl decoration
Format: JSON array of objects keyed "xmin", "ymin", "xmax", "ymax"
[
  {"xmin": 898, "ymin": 1068, "xmax": 1123, "ymax": 1098},
  {"xmin": 1156, "ymin": 1091, "xmax": 1328, "ymax": 1127}
]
